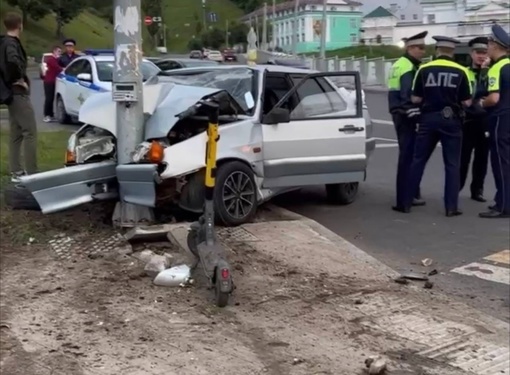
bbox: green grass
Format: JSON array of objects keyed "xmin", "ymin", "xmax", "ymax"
[
  {"xmin": 307, "ymin": 45, "xmax": 436, "ymax": 60},
  {"xmin": 0, "ymin": 2, "xmax": 115, "ymax": 58},
  {"xmin": 162, "ymin": 0, "xmax": 244, "ymax": 52},
  {"xmin": 0, "ymin": 131, "xmax": 70, "ymax": 177},
  {"xmin": 0, "ymin": 131, "xmax": 74, "ymax": 245}
]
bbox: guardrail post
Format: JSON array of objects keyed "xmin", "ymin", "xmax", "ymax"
[{"xmin": 334, "ymin": 55, "xmax": 339, "ymax": 71}]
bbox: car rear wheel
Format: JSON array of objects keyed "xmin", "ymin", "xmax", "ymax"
[
  {"xmin": 325, "ymin": 182, "xmax": 359, "ymax": 205},
  {"xmin": 56, "ymin": 95, "xmax": 72, "ymax": 124},
  {"xmin": 214, "ymin": 161, "xmax": 258, "ymax": 226}
]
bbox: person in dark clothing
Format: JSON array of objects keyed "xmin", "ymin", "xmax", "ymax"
[
  {"xmin": 43, "ymin": 45, "xmax": 62, "ymax": 122},
  {"xmin": 0, "ymin": 12, "xmax": 38, "ymax": 181},
  {"xmin": 459, "ymin": 37, "xmax": 490, "ymax": 203},
  {"xmin": 58, "ymin": 38, "xmax": 79, "ymax": 67},
  {"xmin": 387, "ymin": 31, "xmax": 428, "ymax": 212}
]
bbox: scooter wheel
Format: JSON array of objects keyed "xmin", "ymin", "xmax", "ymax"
[
  {"xmin": 214, "ymin": 267, "xmax": 231, "ymax": 308},
  {"xmin": 186, "ymin": 230, "xmax": 199, "ymax": 258}
]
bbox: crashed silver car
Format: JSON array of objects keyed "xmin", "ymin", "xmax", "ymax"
[{"xmin": 21, "ymin": 65, "xmax": 375, "ymax": 226}]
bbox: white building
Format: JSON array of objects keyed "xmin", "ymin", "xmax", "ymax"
[
  {"xmin": 362, "ymin": 0, "xmax": 510, "ymax": 45},
  {"xmin": 361, "ymin": 6, "xmax": 398, "ymax": 44}
]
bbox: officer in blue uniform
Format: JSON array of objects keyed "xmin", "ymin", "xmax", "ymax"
[
  {"xmin": 58, "ymin": 39, "xmax": 79, "ymax": 68},
  {"xmin": 479, "ymin": 25, "xmax": 510, "ymax": 219},
  {"xmin": 387, "ymin": 31, "xmax": 428, "ymax": 213},
  {"xmin": 403, "ymin": 36, "xmax": 473, "ymax": 216},
  {"xmin": 460, "ymin": 37, "xmax": 490, "ymax": 203}
]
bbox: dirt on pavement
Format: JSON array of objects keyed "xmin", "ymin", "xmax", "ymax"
[{"xmin": 0, "ymin": 204, "xmax": 472, "ymax": 375}]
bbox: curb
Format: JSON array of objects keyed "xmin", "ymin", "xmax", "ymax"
[
  {"xmin": 363, "ymin": 86, "xmax": 389, "ymax": 93},
  {"xmin": 264, "ymin": 204, "xmax": 401, "ymax": 278}
]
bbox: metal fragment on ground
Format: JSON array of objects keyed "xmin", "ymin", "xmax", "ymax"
[{"xmin": 124, "ymin": 224, "xmax": 176, "ymax": 242}]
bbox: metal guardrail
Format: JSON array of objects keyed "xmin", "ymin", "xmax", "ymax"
[{"xmin": 256, "ymin": 50, "xmax": 435, "ymax": 89}]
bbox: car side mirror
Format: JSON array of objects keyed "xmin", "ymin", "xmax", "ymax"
[
  {"xmin": 262, "ymin": 107, "xmax": 290, "ymax": 125},
  {"xmin": 77, "ymin": 73, "xmax": 92, "ymax": 82}
]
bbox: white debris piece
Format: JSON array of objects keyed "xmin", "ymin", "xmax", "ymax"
[
  {"xmin": 365, "ymin": 356, "xmax": 387, "ymax": 375},
  {"xmin": 133, "ymin": 249, "xmax": 155, "ymax": 263},
  {"xmin": 421, "ymin": 258, "xmax": 433, "ymax": 267},
  {"xmin": 144, "ymin": 254, "xmax": 172, "ymax": 278},
  {"xmin": 153, "ymin": 265, "xmax": 191, "ymax": 287}
]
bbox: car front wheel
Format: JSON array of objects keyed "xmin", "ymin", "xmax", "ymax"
[
  {"xmin": 214, "ymin": 161, "xmax": 258, "ymax": 226},
  {"xmin": 325, "ymin": 182, "xmax": 359, "ymax": 205},
  {"xmin": 56, "ymin": 95, "xmax": 71, "ymax": 124}
]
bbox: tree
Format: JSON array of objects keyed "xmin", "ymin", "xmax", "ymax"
[
  {"xmin": 229, "ymin": 22, "xmax": 249, "ymax": 45},
  {"xmin": 201, "ymin": 28, "xmax": 225, "ymax": 49},
  {"xmin": 46, "ymin": 0, "xmax": 88, "ymax": 39},
  {"xmin": 188, "ymin": 38, "xmax": 203, "ymax": 51},
  {"xmin": 141, "ymin": 0, "xmax": 162, "ymax": 38},
  {"xmin": 6, "ymin": 0, "xmax": 49, "ymax": 25},
  {"xmin": 193, "ymin": 12, "xmax": 203, "ymax": 35}
]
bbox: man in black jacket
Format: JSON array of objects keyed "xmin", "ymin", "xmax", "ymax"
[{"xmin": 0, "ymin": 12, "xmax": 37, "ymax": 180}]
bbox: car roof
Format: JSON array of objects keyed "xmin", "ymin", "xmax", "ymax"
[
  {"xmin": 74, "ymin": 55, "xmax": 153, "ymax": 63},
  {"xmin": 161, "ymin": 64, "xmax": 315, "ymax": 74}
]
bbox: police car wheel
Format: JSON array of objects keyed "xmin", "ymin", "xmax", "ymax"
[
  {"xmin": 325, "ymin": 182, "xmax": 359, "ymax": 205},
  {"xmin": 56, "ymin": 96, "xmax": 72, "ymax": 124}
]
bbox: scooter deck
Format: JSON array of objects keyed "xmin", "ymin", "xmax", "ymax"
[{"xmin": 196, "ymin": 241, "xmax": 229, "ymax": 277}]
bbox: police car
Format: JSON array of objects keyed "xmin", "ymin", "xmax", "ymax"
[{"xmin": 54, "ymin": 49, "xmax": 161, "ymax": 124}]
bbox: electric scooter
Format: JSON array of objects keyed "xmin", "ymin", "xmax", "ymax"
[{"xmin": 182, "ymin": 97, "xmax": 234, "ymax": 307}]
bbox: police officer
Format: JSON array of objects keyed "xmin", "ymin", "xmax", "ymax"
[
  {"xmin": 459, "ymin": 37, "xmax": 490, "ymax": 203},
  {"xmin": 388, "ymin": 31, "xmax": 428, "ymax": 212},
  {"xmin": 58, "ymin": 38, "xmax": 79, "ymax": 68},
  {"xmin": 403, "ymin": 36, "xmax": 473, "ymax": 216},
  {"xmin": 479, "ymin": 25, "xmax": 510, "ymax": 219}
]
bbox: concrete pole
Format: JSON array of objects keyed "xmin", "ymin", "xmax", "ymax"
[
  {"xmin": 292, "ymin": 0, "xmax": 300, "ymax": 55},
  {"xmin": 262, "ymin": 2, "xmax": 268, "ymax": 50},
  {"xmin": 112, "ymin": 0, "xmax": 154, "ymax": 226},
  {"xmin": 319, "ymin": 0, "xmax": 327, "ymax": 70},
  {"xmin": 272, "ymin": 0, "xmax": 277, "ymax": 49}
]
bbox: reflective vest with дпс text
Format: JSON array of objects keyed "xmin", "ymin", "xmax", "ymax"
[{"xmin": 387, "ymin": 56, "xmax": 418, "ymax": 114}]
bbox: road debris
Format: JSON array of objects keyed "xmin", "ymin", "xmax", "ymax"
[
  {"xmin": 400, "ymin": 272, "xmax": 429, "ymax": 281},
  {"xmin": 144, "ymin": 254, "xmax": 173, "ymax": 278},
  {"xmin": 424, "ymin": 281, "xmax": 434, "ymax": 289},
  {"xmin": 153, "ymin": 265, "xmax": 192, "ymax": 287},
  {"xmin": 394, "ymin": 276, "xmax": 409, "ymax": 285},
  {"xmin": 365, "ymin": 355, "xmax": 387, "ymax": 374},
  {"xmin": 421, "ymin": 258, "xmax": 433, "ymax": 267},
  {"xmin": 292, "ymin": 357, "xmax": 305, "ymax": 365},
  {"xmin": 428, "ymin": 269, "xmax": 438, "ymax": 276}
]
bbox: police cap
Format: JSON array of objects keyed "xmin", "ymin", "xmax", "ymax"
[
  {"xmin": 402, "ymin": 31, "xmax": 428, "ymax": 47},
  {"xmin": 432, "ymin": 35, "xmax": 461, "ymax": 49},
  {"xmin": 468, "ymin": 36, "xmax": 488, "ymax": 51},
  {"xmin": 63, "ymin": 38, "xmax": 76, "ymax": 46},
  {"xmin": 489, "ymin": 24, "xmax": 510, "ymax": 49}
]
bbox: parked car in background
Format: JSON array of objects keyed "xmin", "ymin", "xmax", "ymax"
[
  {"xmin": 207, "ymin": 50, "xmax": 224, "ymax": 62},
  {"xmin": 154, "ymin": 58, "xmax": 220, "ymax": 71},
  {"xmin": 22, "ymin": 65, "xmax": 375, "ymax": 228},
  {"xmin": 222, "ymin": 49, "xmax": 237, "ymax": 62},
  {"xmin": 40, "ymin": 53, "xmax": 53, "ymax": 79},
  {"xmin": 145, "ymin": 56, "xmax": 162, "ymax": 64},
  {"xmin": 54, "ymin": 51, "xmax": 160, "ymax": 124},
  {"xmin": 189, "ymin": 50, "xmax": 203, "ymax": 59}
]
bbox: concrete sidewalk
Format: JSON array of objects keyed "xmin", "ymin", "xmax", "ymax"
[{"xmin": 167, "ymin": 206, "xmax": 510, "ymax": 375}]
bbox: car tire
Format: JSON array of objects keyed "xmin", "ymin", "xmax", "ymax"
[
  {"xmin": 3, "ymin": 184, "xmax": 40, "ymax": 211},
  {"xmin": 325, "ymin": 182, "xmax": 359, "ymax": 205},
  {"xmin": 56, "ymin": 95, "xmax": 72, "ymax": 124},
  {"xmin": 214, "ymin": 161, "xmax": 258, "ymax": 226}
]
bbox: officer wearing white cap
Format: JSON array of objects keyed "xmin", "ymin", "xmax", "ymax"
[
  {"xmin": 459, "ymin": 37, "xmax": 490, "ymax": 203},
  {"xmin": 58, "ymin": 38, "xmax": 79, "ymax": 67},
  {"xmin": 403, "ymin": 36, "xmax": 473, "ymax": 217},
  {"xmin": 479, "ymin": 24, "xmax": 510, "ymax": 218},
  {"xmin": 387, "ymin": 31, "xmax": 428, "ymax": 213}
]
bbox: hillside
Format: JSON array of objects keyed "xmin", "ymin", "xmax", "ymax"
[
  {"xmin": 0, "ymin": 0, "xmax": 244, "ymax": 55},
  {"xmin": 0, "ymin": 2, "xmax": 114, "ymax": 57},
  {"xmin": 162, "ymin": 0, "xmax": 244, "ymax": 52}
]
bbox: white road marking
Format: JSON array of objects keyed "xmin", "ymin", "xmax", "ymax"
[
  {"xmin": 484, "ymin": 250, "xmax": 510, "ymax": 265},
  {"xmin": 375, "ymin": 137, "xmax": 397, "ymax": 142},
  {"xmin": 451, "ymin": 262, "xmax": 510, "ymax": 285}
]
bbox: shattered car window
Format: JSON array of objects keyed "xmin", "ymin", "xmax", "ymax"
[
  {"xmin": 96, "ymin": 61, "xmax": 161, "ymax": 82},
  {"xmin": 162, "ymin": 68, "xmax": 256, "ymax": 113}
]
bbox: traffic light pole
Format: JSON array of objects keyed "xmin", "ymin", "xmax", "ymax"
[{"xmin": 112, "ymin": 0, "xmax": 154, "ymax": 227}]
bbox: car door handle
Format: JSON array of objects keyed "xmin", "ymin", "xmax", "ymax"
[{"xmin": 339, "ymin": 125, "xmax": 364, "ymax": 132}]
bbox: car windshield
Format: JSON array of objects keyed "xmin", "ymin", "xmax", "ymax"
[
  {"xmin": 164, "ymin": 68, "xmax": 256, "ymax": 113},
  {"xmin": 96, "ymin": 61, "xmax": 161, "ymax": 82}
]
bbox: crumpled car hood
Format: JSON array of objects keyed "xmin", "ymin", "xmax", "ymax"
[{"xmin": 79, "ymin": 82, "xmax": 241, "ymax": 139}]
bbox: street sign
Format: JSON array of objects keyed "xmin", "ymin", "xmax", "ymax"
[
  {"xmin": 208, "ymin": 12, "xmax": 218, "ymax": 23},
  {"xmin": 144, "ymin": 16, "xmax": 153, "ymax": 26},
  {"xmin": 152, "ymin": 16, "xmax": 162, "ymax": 22}
]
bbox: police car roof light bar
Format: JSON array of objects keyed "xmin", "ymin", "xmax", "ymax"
[{"xmin": 84, "ymin": 49, "xmax": 115, "ymax": 56}]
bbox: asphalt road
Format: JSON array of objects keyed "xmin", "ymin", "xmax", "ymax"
[
  {"xmin": 20, "ymin": 73, "xmax": 510, "ymax": 322},
  {"xmin": 277, "ymin": 91, "xmax": 510, "ymax": 322}
]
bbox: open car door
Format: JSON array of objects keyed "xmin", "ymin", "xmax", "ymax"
[{"xmin": 261, "ymin": 71, "xmax": 367, "ymax": 188}]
